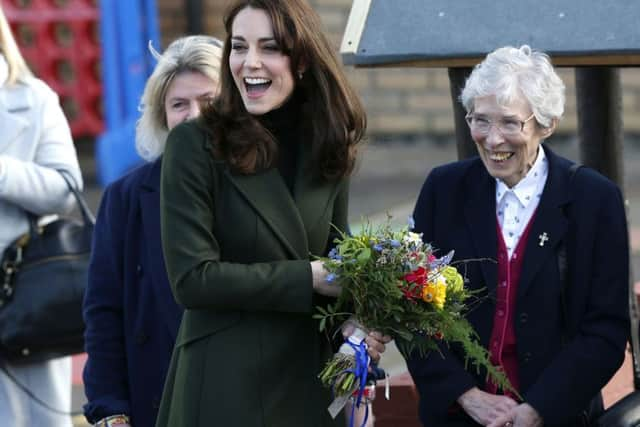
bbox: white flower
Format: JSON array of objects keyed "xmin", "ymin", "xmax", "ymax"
[{"xmin": 428, "ymin": 269, "xmax": 448, "ymax": 287}]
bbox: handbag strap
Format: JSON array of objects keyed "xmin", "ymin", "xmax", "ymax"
[
  {"xmin": 55, "ymin": 169, "xmax": 96, "ymax": 225},
  {"xmin": 1, "ymin": 169, "xmax": 94, "ymax": 304},
  {"xmin": 24, "ymin": 169, "xmax": 95, "ymax": 236},
  {"xmin": 0, "ymin": 360, "xmax": 82, "ymax": 416}
]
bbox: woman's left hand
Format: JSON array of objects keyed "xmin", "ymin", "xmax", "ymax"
[
  {"xmin": 487, "ymin": 403, "xmax": 542, "ymax": 427},
  {"xmin": 364, "ymin": 330, "xmax": 392, "ymax": 363},
  {"xmin": 342, "ymin": 321, "xmax": 392, "ymax": 363}
]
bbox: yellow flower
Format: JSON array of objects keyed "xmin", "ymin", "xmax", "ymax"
[
  {"xmin": 422, "ymin": 285, "xmax": 434, "ymax": 303},
  {"xmin": 422, "ymin": 280, "xmax": 447, "ymax": 309}
]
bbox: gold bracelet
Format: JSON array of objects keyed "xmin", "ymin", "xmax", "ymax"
[{"xmin": 95, "ymin": 414, "xmax": 130, "ymax": 427}]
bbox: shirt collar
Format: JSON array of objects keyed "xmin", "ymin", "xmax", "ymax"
[{"xmin": 495, "ymin": 147, "xmax": 548, "ymax": 208}]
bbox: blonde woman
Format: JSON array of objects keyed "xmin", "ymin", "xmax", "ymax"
[
  {"xmin": 0, "ymin": 5, "xmax": 83, "ymax": 426},
  {"xmin": 82, "ymin": 35, "xmax": 222, "ymax": 427}
]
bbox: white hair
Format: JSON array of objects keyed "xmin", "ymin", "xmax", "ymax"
[
  {"xmin": 135, "ymin": 35, "xmax": 222, "ymax": 161},
  {"xmin": 460, "ymin": 45, "xmax": 565, "ymax": 128}
]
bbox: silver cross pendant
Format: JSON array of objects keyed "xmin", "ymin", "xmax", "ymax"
[{"xmin": 538, "ymin": 232, "xmax": 549, "ymax": 247}]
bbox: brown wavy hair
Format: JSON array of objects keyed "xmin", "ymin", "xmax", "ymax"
[{"xmin": 200, "ymin": 0, "xmax": 366, "ymax": 181}]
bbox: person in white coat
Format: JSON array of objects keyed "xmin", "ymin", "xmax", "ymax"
[{"xmin": 0, "ymin": 5, "xmax": 83, "ymax": 426}]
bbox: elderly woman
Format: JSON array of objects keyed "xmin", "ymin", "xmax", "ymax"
[
  {"xmin": 408, "ymin": 45, "xmax": 629, "ymax": 427},
  {"xmin": 82, "ymin": 35, "xmax": 222, "ymax": 427}
]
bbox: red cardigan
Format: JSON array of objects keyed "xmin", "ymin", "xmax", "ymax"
[{"xmin": 485, "ymin": 212, "xmax": 536, "ymax": 398}]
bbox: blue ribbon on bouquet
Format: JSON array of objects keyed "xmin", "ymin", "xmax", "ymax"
[{"xmin": 345, "ymin": 339, "xmax": 370, "ymax": 427}]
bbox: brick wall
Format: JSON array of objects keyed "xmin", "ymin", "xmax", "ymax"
[{"xmin": 157, "ymin": 0, "xmax": 640, "ymax": 136}]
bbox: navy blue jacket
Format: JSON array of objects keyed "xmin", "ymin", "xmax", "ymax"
[
  {"xmin": 83, "ymin": 159, "xmax": 183, "ymax": 427},
  {"xmin": 407, "ymin": 146, "xmax": 629, "ymax": 427}
]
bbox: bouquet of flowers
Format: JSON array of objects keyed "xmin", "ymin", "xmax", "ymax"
[{"xmin": 315, "ymin": 218, "xmax": 514, "ymax": 423}]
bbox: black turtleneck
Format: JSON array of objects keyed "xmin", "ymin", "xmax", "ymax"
[{"xmin": 258, "ymin": 92, "xmax": 303, "ymax": 194}]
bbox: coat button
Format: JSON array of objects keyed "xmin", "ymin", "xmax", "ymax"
[
  {"xmin": 136, "ymin": 264, "xmax": 143, "ymax": 275},
  {"xmin": 523, "ymin": 351, "xmax": 532, "ymax": 364},
  {"xmin": 520, "ymin": 312, "xmax": 528, "ymax": 323}
]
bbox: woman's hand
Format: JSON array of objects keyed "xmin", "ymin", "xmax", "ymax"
[
  {"xmin": 457, "ymin": 387, "xmax": 519, "ymax": 426},
  {"xmin": 310, "ymin": 260, "xmax": 341, "ymax": 297},
  {"xmin": 364, "ymin": 330, "xmax": 392, "ymax": 364},
  {"xmin": 487, "ymin": 403, "xmax": 542, "ymax": 427},
  {"xmin": 342, "ymin": 320, "xmax": 392, "ymax": 364}
]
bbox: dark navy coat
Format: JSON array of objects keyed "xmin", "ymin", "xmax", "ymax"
[
  {"xmin": 408, "ymin": 146, "xmax": 629, "ymax": 427},
  {"xmin": 82, "ymin": 159, "xmax": 183, "ymax": 427}
]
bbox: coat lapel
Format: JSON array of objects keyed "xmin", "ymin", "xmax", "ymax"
[
  {"xmin": 226, "ymin": 168, "xmax": 308, "ymax": 259},
  {"xmin": 516, "ymin": 147, "xmax": 570, "ymax": 301},
  {"xmin": 139, "ymin": 160, "xmax": 182, "ymax": 339},
  {"xmin": 0, "ymin": 85, "xmax": 31, "ymax": 152},
  {"xmin": 292, "ymin": 142, "xmax": 337, "ymax": 245},
  {"xmin": 464, "ymin": 164, "xmax": 498, "ymax": 294}
]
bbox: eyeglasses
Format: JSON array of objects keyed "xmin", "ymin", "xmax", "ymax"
[{"xmin": 465, "ymin": 113, "xmax": 535, "ymax": 136}]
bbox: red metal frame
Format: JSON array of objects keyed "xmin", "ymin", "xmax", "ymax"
[{"xmin": 3, "ymin": 0, "xmax": 103, "ymax": 137}]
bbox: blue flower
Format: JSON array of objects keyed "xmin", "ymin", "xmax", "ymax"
[
  {"xmin": 328, "ymin": 248, "xmax": 340, "ymax": 260},
  {"xmin": 390, "ymin": 239, "xmax": 401, "ymax": 248},
  {"xmin": 326, "ymin": 273, "xmax": 337, "ymax": 283},
  {"xmin": 373, "ymin": 244, "xmax": 384, "ymax": 252},
  {"xmin": 407, "ymin": 216, "xmax": 416, "ymax": 230}
]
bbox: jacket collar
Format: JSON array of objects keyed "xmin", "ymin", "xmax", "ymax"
[
  {"xmin": 139, "ymin": 157, "xmax": 162, "ymax": 192},
  {"xmin": 0, "ymin": 79, "xmax": 31, "ymax": 151},
  {"xmin": 463, "ymin": 145, "xmax": 573, "ymax": 299},
  {"xmin": 516, "ymin": 145, "xmax": 572, "ymax": 300},
  {"xmin": 137, "ymin": 158, "xmax": 183, "ymax": 338},
  {"xmin": 225, "ymin": 142, "xmax": 335, "ymax": 260},
  {"xmin": 463, "ymin": 159, "xmax": 498, "ymax": 295}
]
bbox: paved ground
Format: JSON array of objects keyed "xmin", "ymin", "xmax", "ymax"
[{"xmin": 69, "ymin": 136, "xmax": 640, "ymax": 425}]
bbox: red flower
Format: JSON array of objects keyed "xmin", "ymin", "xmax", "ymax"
[
  {"xmin": 399, "ymin": 267, "xmax": 429, "ymax": 302},
  {"xmin": 399, "ymin": 285, "xmax": 421, "ymax": 302},
  {"xmin": 404, "ymin": 267, "xmax": 427, "ymax": 285}
]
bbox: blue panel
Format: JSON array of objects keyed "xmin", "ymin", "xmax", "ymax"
[
  {"xmin": 98, "ymin": 1, "xmax": 123, "ymax": 129},
  {"xmin": 117, "ymin": 1, "xmax": 147, "ymax": 119},
  {"xmin": 96, "ymin": 0, "xmax": 160, "ymax": 186},
  {"xmin": 346, "ymin": 0, "xmax": 640, "ymax": 65},
  {"xmin": 143, "ymin": 0, "xmax": 161, "ymax": 70},
  {"xmin": 96, "ymin": 119, "xmax": 143, "ymax": 186}
]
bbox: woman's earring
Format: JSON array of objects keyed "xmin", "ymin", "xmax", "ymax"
[{"xmin": 298, "ymin": 71, "xmax": 304, "ymax": 80}]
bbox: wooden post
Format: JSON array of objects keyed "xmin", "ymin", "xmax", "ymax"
[
  {"xmin": 448, "ymin": 67, "xmax": 475, "ymax": 160},
  {"xmin": 185, "ymin": 0, "xmax": 203, "ymax": 34},
  {"xmin": 575, "ymin": 67, "xmax": 624, "ymax": 187}
]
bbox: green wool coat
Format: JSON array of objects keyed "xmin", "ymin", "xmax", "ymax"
[{"xmin": 155, "ymin": 121, "xmax": 348, "ymax": 427}]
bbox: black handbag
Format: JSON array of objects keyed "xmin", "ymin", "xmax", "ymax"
[
  {"xmin": 0, "ymin": 170, "xmax": 94, "ymax": 363},
  {"xmin": 593, "ymin": 390, "xmax": 640, "ymax": 427},
  {"xmin": 590, "ymin": 281, "xmax": 640, "ymax": 427}
]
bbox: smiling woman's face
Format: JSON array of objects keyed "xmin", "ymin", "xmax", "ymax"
[
  {"xmin": 471, "ymin": 95, "xmax": 550, "ymax": 187},
  {"xmin": 164, "ymin": 71, "xmax": 218, "ymax": 130},
  {"xmin": 228, "ymin": 6, "xmax": 295, "ymax": 115}
]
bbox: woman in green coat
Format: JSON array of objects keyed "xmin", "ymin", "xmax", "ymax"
[{"xmin": 156, "ymin": 0, "xmax": 384, "ymax": 425}]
